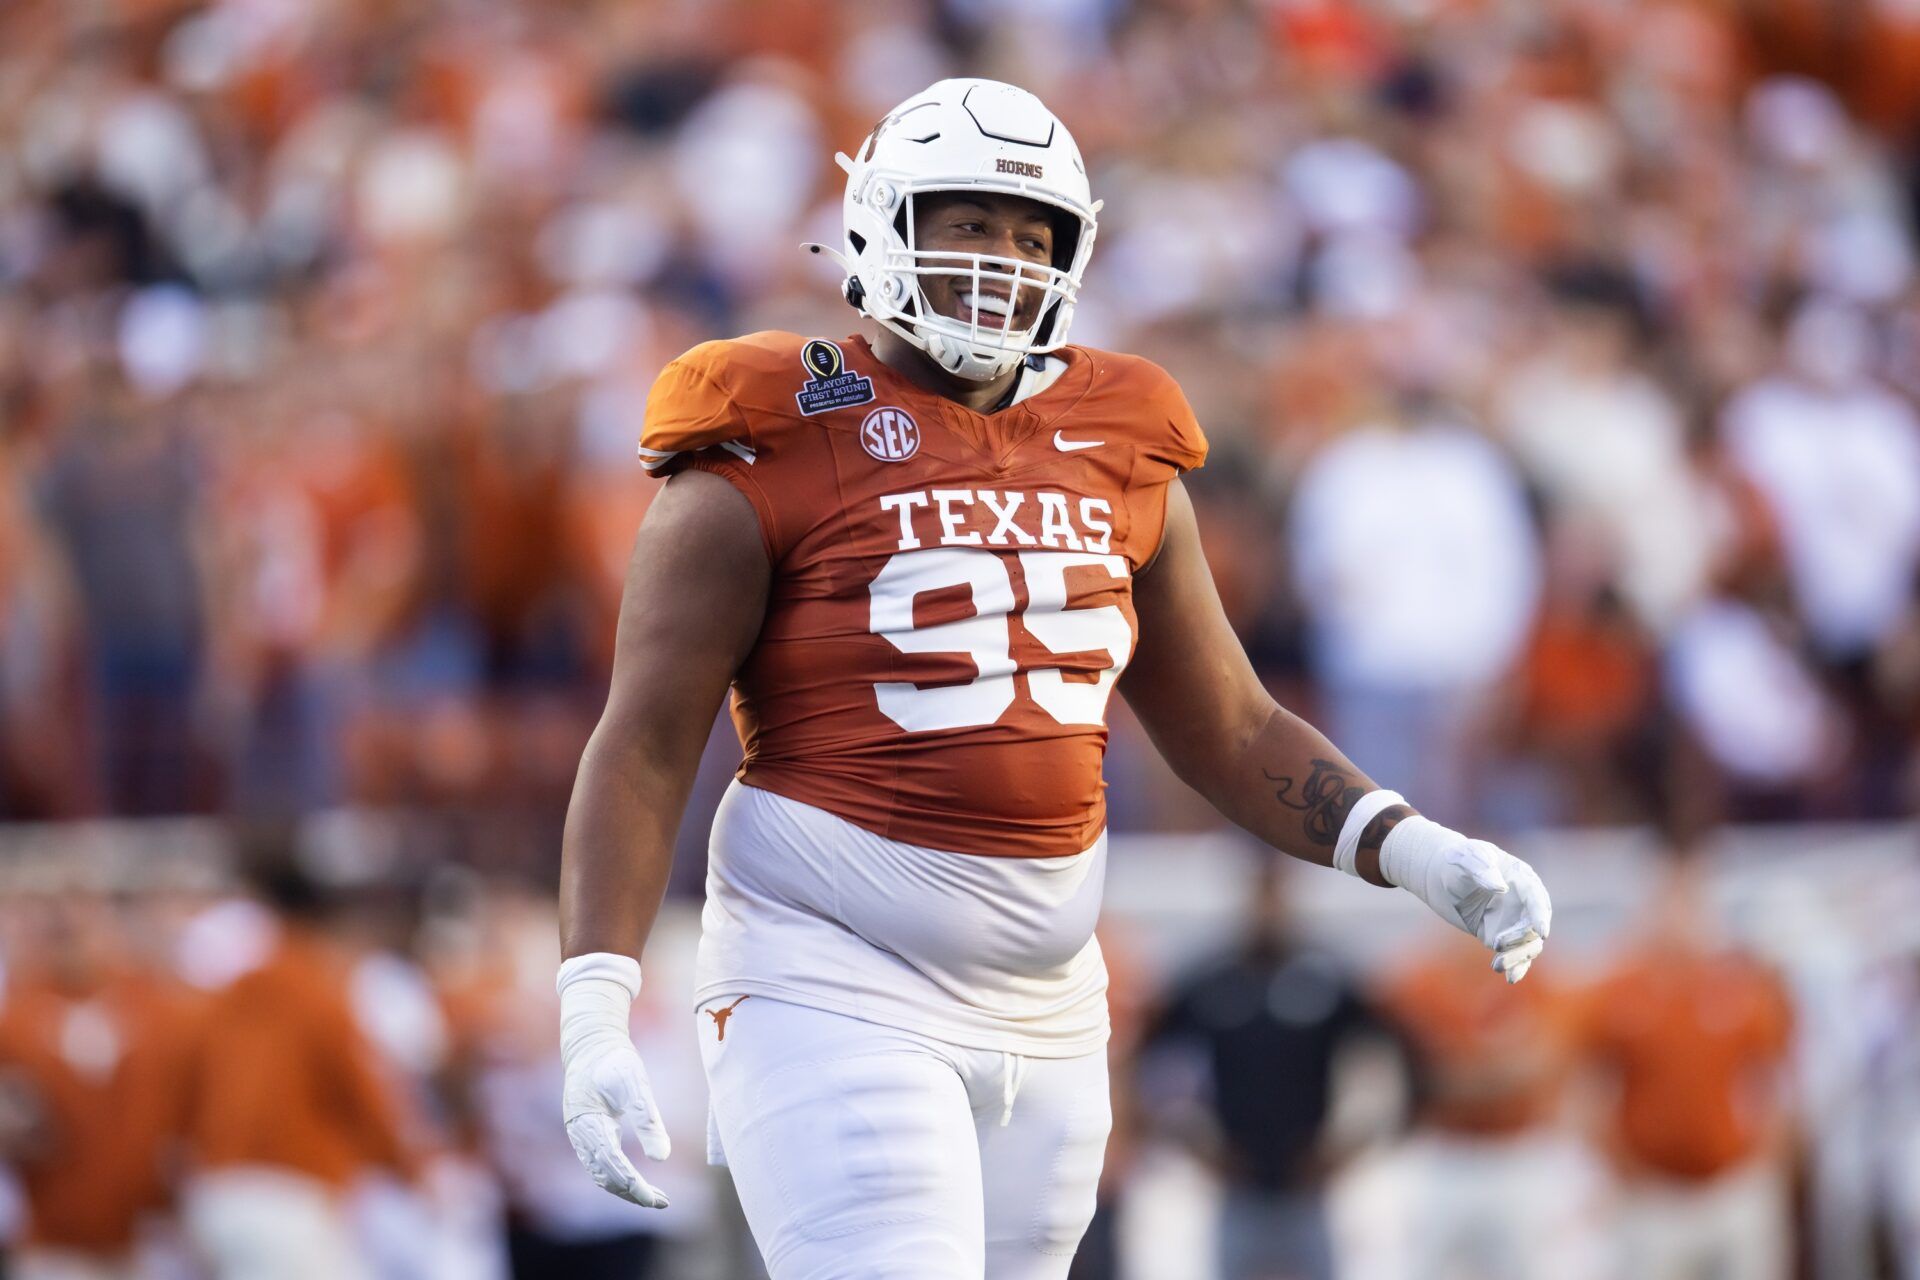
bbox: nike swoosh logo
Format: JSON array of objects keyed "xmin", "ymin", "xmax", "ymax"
[{"xmin": 1053, "ymin": 431, "xmax": 1103, "ymax": 452}]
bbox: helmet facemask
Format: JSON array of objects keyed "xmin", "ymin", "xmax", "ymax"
[
  {"xmin": 870, "ymin": 186, "xmax": 1094, "ymax": 382},
  {"xmin": 818, "ymin": 79, "xmax": 1102, "ymax": 384}
]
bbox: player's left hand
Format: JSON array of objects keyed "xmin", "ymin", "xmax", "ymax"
[{"xmin": 1380, "ymin": 816, "xmax": 1552, "ymax": 983}]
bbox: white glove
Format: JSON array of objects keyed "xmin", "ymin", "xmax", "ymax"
[
  {"xmin": 1335, "ymin": 792, "xmax": 1552, "ymax": 983},
  {"xmin": 558, "ymin": 953, "xmax": 671, "ymax": 1208},
  {"xmin": 1382, "ymin": 816, "xmax": 1552, "ymax": 982}
]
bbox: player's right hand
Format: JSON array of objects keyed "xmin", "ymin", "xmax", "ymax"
[{"xmin": 558, "ymin": 953, "xmax": 671, "ymax": 1208}]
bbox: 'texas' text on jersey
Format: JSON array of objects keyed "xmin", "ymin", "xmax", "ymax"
[{"xmin": 638, "ymin": 331, "xmax": 1207, "ymax": 858}]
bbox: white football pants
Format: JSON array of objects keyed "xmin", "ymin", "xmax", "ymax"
[
  {"xmin": 182, "ymin": 1168, "xmax": 372, "ymax": 1280},
  {"xmin": 1615, "ymin": 1160, "xmax": 1790, "ymax": 1280},
  {"xmin": 697, "ymin": 995, "xmax": 1110, "ymax": 1280}
]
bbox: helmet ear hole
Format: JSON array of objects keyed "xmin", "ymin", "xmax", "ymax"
[
  {"xmin": 1047, "ymin": 209, "xmax": 1078, "ymax": 271},
  {"xmin": 844, "ymin": 230, "xmax": 869, "ymax": 311}
]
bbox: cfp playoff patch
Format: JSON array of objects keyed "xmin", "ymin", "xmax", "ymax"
[{"xmin": 794, "ymin": 339, "xmax": 876, "ymax": 416}]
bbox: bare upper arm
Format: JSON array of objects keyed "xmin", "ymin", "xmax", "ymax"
[
  {"xmin": 597, "ymin": 469, "xmax": 771, "ymax": 757},
  {"xmin": 1121, "ymin": 479, "xmax": 1271, "ymax": 768}
]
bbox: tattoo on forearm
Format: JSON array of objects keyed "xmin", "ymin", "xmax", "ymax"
[{"xmin": 1261, "ymin": 758, "xmax": 1367, "ymax": 847}]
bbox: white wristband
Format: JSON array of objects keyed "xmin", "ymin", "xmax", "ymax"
[
  {"xmin": 557, "ymin": 952, "xmax": 641, "ymax": 998},
  {"xmin": 557, "ymin": 953, "xmax": 641, "ymax": 1061},
  {"xmin": 1333, "ymin": 789, "xmax": 1406, "ymax": 878}
]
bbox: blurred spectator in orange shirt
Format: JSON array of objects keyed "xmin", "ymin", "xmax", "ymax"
[
  {"xmin": 1374, "ymin": 933, "xmax": 1605, "ymax": 1280},
  {"xmin": 1504, "ymin": 556, "xmax": 1658, "ymax": 828},
  {"xmin": 1584, "ymin": 851, "xmax": 1797, "ymax": 1280},
  {"xmin": 0, "ymin": 891, "xmax": 198, "ymax": 1280},
  {"xmin": 176, "ymin": 845, "xmax": 422, "ymax": 1280}
]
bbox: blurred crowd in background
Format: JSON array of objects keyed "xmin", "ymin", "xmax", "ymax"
[
  {"xmin": 2, "ymin": 826, "xmax": 1883, "ymax": 1280},
  {"xmin": 3, "ymin": 0, "xmax": 1920, "ymax": 1277},
  {"xmin": 2, "ymin": 0, "xmax": 1920, "ymax": 834}
]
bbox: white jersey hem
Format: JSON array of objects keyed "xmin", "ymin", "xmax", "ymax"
[{"xmin": 691, "ymin": 979, "xmax": 1110, "ymax": 1060}]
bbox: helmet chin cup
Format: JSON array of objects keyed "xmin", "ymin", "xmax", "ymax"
[{"xmin": 923, "ymin": 330, "xmax": 1022, "ymax": 382}]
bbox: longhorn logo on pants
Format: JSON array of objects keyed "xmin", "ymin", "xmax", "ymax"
[{"xmin": 706, "ymin": 995, "xmax": 751, "ymax": 1041}]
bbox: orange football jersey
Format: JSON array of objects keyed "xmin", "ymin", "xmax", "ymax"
[
  {"xmin": 640, "ymin": 331, "xmax": 1206, "ymax": 858},
  {"xmin": 181, "ymin": 930, "xmax": 420, "ymax": 1187},
  {"xmin": 1378, "ymin": 935, "xmax": 1579, "ymax": 1137},
  {"xmin": 0, "ymin": 972, "xmax": 196, "ymax": 1253},
  {"xmin": 1584, "ymin": 947, "xmax": 1794, "ymax": 1180}
]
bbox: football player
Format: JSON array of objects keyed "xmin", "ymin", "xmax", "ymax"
[{"xmin": 558, "ymin": 78, "xmax": 1551, "ymax": 1279}]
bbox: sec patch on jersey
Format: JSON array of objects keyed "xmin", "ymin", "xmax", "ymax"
[
  {"xmin": 860, "ymin": 406, "xmax": 921, "ymax": 462},
  {"xmin": 794, "ymin": 339, "xmax": 875, "ymax": 415}
]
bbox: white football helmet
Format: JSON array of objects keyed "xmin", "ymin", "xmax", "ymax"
[{"xmin": 815, "ymin": 79, "xmax": 1101, "ymax": 382}]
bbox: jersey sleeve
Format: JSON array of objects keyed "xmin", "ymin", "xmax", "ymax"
[
  {"xmin": 1118, "ymin": 356, "xmax": 1207, "ymax": 475},
  {"xmin": 639, "ymin": 343, "xmax": 756, "ymax": 472},
  {"xmin": 1149, "ymin": 375, "xmax": 1208, "ymax": 473},
  {"xmin": 638, "ymin": 342, "xmax": 786, "ymax": 562}
]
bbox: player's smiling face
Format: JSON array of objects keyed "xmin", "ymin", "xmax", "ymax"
[{"xmin": 910, "ymin": 191, "xmax": 1057, "ymax": 333}]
